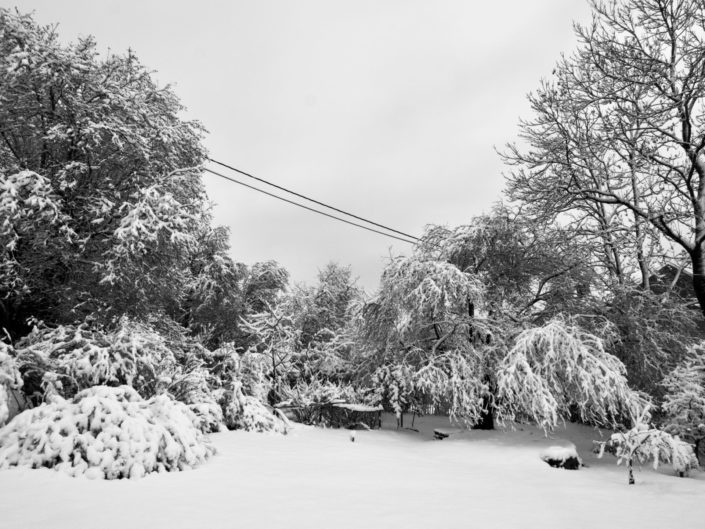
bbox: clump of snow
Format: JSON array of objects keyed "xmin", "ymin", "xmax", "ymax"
[{"xmin": 0, "ymin": 385, "xmax": 215, "ymax": 479}]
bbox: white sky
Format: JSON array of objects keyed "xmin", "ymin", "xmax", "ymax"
[{"xmin": 8, "ymin": 0, "xmax": 592, "ymax": 292}]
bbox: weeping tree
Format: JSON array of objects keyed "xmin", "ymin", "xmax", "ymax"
[
  {"xmin": 417, "ymin": 205, "xmax": 594, "ymax": 323},
  {"xmin": 357, "ymin": 254, "xmax": 492, "ymax": 427},
  {"xmin": 357, "ymin": 240, "xmax": 642, "ymax": 430},
  {"xmin": 497, "ymin": 319, "xmax": 643, "ymax": 430}
]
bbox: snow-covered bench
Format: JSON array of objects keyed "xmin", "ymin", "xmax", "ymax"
[{"xmin": 433, "ymin": 428, "xmax": 463, "ymax": 440}]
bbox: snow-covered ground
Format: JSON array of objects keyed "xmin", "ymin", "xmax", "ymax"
[{"xmin": 1, "ymin": 414, "xmax": 703, "ymax": 529}]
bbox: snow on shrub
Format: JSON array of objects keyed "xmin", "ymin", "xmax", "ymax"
[
  {"xmin": 594, "ymin": 407, "xmax": 698, "ymax": 484},
  {"xmin": 278, "ymin": 378, "xmax": 367, "ymax": 426},
  {"xmin": 221, "ymin": 382, "xmax": 287, "ymax": 434},
  {"xmin": 188, "ymin": 392, "xmax": 224, "ymax": 434},
  {"xmin": 661, "ymin": 345, "xmax": 705, "ymax": 463},
  {"xmin": 16, "ymin": 319, "xmax": 177, "ymax": 402},
  {"xmin": 497, "ymin": 318, "xmax": 641, "ymax": 430},
  {"xmin": 0, "ymin": 343, "xmax": 23, "ymax": 426},
  {"xmin": 0, "ymin": 385, "xmax": 215, "ymax": 479}
]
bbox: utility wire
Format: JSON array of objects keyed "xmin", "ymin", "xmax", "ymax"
[
  {"xmin": 204, "ymin": 167, "xmax": 418, "ymax": 245},
  {"xmin": 207, "ymin": 157, "xmax": 420, "ymax": 241}
]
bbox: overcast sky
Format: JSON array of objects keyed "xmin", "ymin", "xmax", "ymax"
[{"xmin": 9, "ymin": 0, "xmax": 592, "ymax": 292}]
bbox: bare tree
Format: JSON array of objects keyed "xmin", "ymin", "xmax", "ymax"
[{"xmin": 504, "ymin": 0, "xmax": 705, "ymax": 315}]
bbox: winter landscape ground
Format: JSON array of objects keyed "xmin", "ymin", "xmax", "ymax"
[{"xmin": 1, "ymin": 414, "xmax": 703, "ymax": 529}]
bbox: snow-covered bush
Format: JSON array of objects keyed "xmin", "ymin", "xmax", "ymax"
[
  {"xmin": 15, "ymin": 319, "xmax": 176, "ymax": 402},
  {"xmin": 595, "ymin": 407, "xmax": 698, "ymax": 484},
  {"xmin": 14, "ymin": 317, "xmax": 216, "ymax": 408},
  {"xmin": 0, "ymin": 343, "xmax": 23, "ymax": 426},
  {"xmin": 497, "ymin": 318, "xmax": 641, "ymax": 430},
  {"xmin": 187, "ymin": 392, "xmax": 224, "ymax": 434},
  {"xmin": 662, "ymin": 345, "xmax": 705, "ymax": 463},
  {"xmin": 372, "ymin": 364, "xmax": 416, "ymax": 420},
  {"xmin": 0, "ymin": 385, "xmax": 215, "ymax": 479},
  {"xmin": 221, "ymin": 382, "xmax": 287, "ymax": 434},
  {"xmin": 278, "ymin": 378, "xmax": 365, "ymax": 425}
]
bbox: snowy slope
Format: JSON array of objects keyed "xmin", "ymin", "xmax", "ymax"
[{"xmin": 0, "ymin": 414, "xmax": 703, "ymax": 529}]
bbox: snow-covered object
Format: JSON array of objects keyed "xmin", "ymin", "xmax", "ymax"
[
  {"xmin": 0, "ymin": 386, "xmax": 215, "ymax": 479},
  {"xmin": 497, "ymin": 318, "xmax": 641, "ymax": 430},
  {"xmin": 540, "ymin": 445, "xmax": 581, "ymax": 469},
  {"xmin": 595, "ymin": 408, "xmax": 698, "ymax": 484},
  {"xmin": 0, "ymin": 343, "xmax": 23, "ymax": 426}
]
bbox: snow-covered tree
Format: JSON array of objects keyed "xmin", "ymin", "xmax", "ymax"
[
  {"xmin": 360, "ymin": 247, "xmax": 643, "ymax": 431},
  {"xmin": 662, "ymin": 345, "xmax": 705, "ymax": 463},
  {"xmin": 0, "ymin": 9, "xmax": 208, "ymax": 336},
  {"xmin": 357, "ymin": 253, "xmax": 491, "ymax": 426},
  {"xmin": 180, "ymin": 225, "xmax": 245, "ymax": 347},
  {"xmin": 241, "ymin": 304, "xmax": 298, "ymax": 404},
  {"xmin": 242, "ymin": 261, "xmax": 290, "ymax": 315},
  {"xmin": 592, "ymin": 286, "xmax": 701, "ymax": 397},
  {"xmin": 595, "ymin": 407, "xmax": 698, "ymax": 484},
  {"xmin": 497, "ymin": 318, "xmax": 642, "ymax": 431},
  {"xmin": 417, "ymin": 205, "xmax": 593, "ymax": 322},
  {"xmin": 283, "ymin": 263, "xmax": 362, "ymax": 382}
]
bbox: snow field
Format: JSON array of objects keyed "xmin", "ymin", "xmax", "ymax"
[{"xmin": 0, "ymin": 414, "xmax": 703, "ymax": 529}]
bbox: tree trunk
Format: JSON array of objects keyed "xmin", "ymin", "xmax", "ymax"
[
  {"xmin": 474, "ymin": 386, "xmax": 495, "ymax": 430},
  {"xmin": 690, "ymin": 245, "xmax": 705, "ymax": 319},
  {"xmin": 474, "ymin": 405, "xmax": 494, "ymax": 430}
]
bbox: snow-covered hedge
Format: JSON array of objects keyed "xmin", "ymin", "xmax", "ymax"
[{"xmin": 0, "ymin": 386, "xmax": 215, "ymax": 479}]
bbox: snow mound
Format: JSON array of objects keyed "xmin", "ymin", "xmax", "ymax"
[{"xmin": 0, "ymin": 385, "xmax": 215, "ymax": 479}]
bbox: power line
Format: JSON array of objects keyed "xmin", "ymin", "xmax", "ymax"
[
  {"xmin": 207, "ymin": 157, "xmax": 420, "ymax": 241},
  {"xmin": 203, "ymin": 167, "xmax": 418, "ymax": 245}
]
